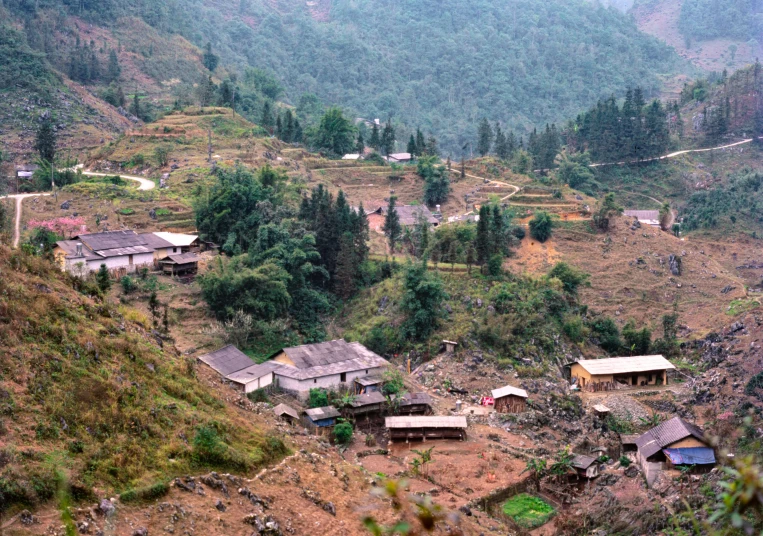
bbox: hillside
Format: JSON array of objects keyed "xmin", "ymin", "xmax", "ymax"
[{"xmin": 2, "ymin": 0, "xmax": 688, "ymax": 156}]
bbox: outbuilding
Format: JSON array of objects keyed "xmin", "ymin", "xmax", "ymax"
[
  {"xmin": 385, "ymin": 416, "xmax": 467, "ymax": 442},
  {"xmin": 354, "ymin": 375, "xmax": 383, "ymax": 395},
  {"xmin": 160, "ymin": 252, "xmax": 200, "ymax": 276},
  {"xmin": 571, "ymin": 454, "xmax": 600, "ymax": 479},
  {"xmin": 346, "ymin": 391, "xmax": 387, "ymax": 422},
  {"xmin": 565, "ymin": 355, "xmax": 675, "ymax": 391},
  {"xmin": 491, "ymin": 385, "xmax": 528, "ymax": 414},
  {"xmin": 394, "ymin": 392, "xmax": 433, "ymax": 416},
  {"xmin": 304, "ymin": 406, "xmax": 341, "ymax": 429},
  {"xmin": 273, "ymin": 404, "xmax": 300, "ymax": 424},
  {"xmin": 197, "ymin": 345, "xmax": 277, "ymax": 394}
]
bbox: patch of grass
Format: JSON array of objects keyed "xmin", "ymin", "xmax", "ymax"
[
  {"xmin": 502, "ymin": 494, "xmax": 555, "ymax": 528},
  {"xmin": 117, "ymin": 208, "xmax": 136, "ymax": 216},
  {"xmin": 726, "ymin": 298, "xmax": 758, "ymax": 316},
  {"xmin": 120, "ymin": 481, "xmax": 170, "ymax": 503}
]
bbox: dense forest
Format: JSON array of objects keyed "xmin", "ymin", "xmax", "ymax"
[
  {"xmin": 678, "ymin": 0, "xmax": 763, "ymax": 42},
  {"xmin": 2, "ymin": 0, "xmax": 684, "ymax": 153}
]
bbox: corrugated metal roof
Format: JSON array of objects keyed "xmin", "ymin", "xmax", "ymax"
[
  {"xmin": 663, "ymin": 447, "xmax": 716, "ymax": 465},
  {"xmin": 162, "ymin": 252, "xmax": 201, "ymax": 264},
  {"xmin": 385, "ymin": 416, "xmax": 468, "ymax": 429},
  {"xmin": 399, "ymin": 392, "xmax": 432, "ymax": 407},
  {"xmin": 620, "ymin": 434, "xmax": 640, "ymax": 445},
  {"xmin": 388, "ymin": 205, "xmax": 439, "ymax": 226},
  {"xmin": 56, "ymin": 240, "xmax": 100, "ymax": 261},
  {"xmin": 225, "ymin": 361, "xmax": 282, "ymax": 384},
  {"xmin": 491, "ymin": 385, "xmax": 528, "ymax": 399},
  {"xmin": 355, "ymin": 375, "xmax": 383, "ymax": 386},
  {"xmin": 305, "ymin": 406, "xmax": 340, "ymax": 420},
  {"xmin": 571, "ymin": 454, "xmax": 597, "ymax": 470},
  {"xmin": 153, "ymin": 232, "xmax": 199, "ymax": 247},
  {"xmin": 197, "ymin": 345, "xmax": 255, "ymax": 376},
  {"xmin": 593, "ymin": 404, "xmax": 611, "ymax": 413},
  {"xmin": 77, "ymin": 230, "xmax": 146, "ymax": 251},
  {"xmin": 350, "ymin": 391, "xmax": 387, "ymax": 407},
  {"xmin": 572, "ymin": 355, "xmax": 675, "ymax": 376},
  {"xmin": 278, "ymin": 341, "xmax": 388, "ymax": 379},
  {"xmin": 282, "ymin": 340, "xmax": 360, "ymax": 369},
  {"xmin": 635, "ymin": 417, "xmax": 706, "ymax": 458},
  {"xmin": 273, "ymin": 404, "xmax": 300, "ymax": 420},
  {"xmin": 140, "ymin": 233, "xmax": 175, "ymax": 249}
]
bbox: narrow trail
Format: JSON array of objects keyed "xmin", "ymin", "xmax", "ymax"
[
  {"xmin": 452, "ymin": 169, "xmax": 521, "ymax": 220},
  {"xmin": 590, "ymin": 137, "xmax": 762, "ymax": 168},
  {"xmin": 6, "ymin": 169, "xmax": 155, "ymax": 248}
]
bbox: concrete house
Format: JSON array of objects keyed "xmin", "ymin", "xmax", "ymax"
[
  {"xmin": 269, "ymin": 340, "xmax": 389, "ymax": 400},
  {"xmin": 491, "ymin": 385, "xmax": 528, "ymax": 413},
  {"xmin": 197, "ymin": 345, "xmax": 278, "ymax": 394},
  {"xmin": 565, "ymin": 355, "xmax": 675, "ymax": 391},
  {"xmin": 634, "ymin": 417, "xmax": 715, "ymax": 486},
  {"xmin": 54, "ymin": 230, "xmax": 156, "ymax": 275}
]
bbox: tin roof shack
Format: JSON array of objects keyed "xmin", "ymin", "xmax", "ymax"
[
  {"xmin": 304, "ymin": 406, "xmax": 341, "ymax": 431},
  {"xmin": 571, "ymin": 454, "xmax": 600, "ymax": 479},
  {"xmin": 160, "ymin": 252, "xmax": 200, "ymax": 276},
  {"xmin": 270, "ymin": 340, "xmax": 389, "ymax": 400},
  {"xmin": 274, "ymin": 404, "xmax": 300, "ymax": 424},
  {"xmin": 393, "ymin": 392, "xmax": 433, "ymax": 416},
  {"xmin": 354, "ymin": 375, "xmax": 383, "ymax": 395},
  {"xmin": 565, "ymin": 355, "xmax": 675, "ymax": 392},
  {"xmin": 197, "ymin": 346, "xmax": 277, "ymax": 394},
  {"xmin": 634, "ymin": 417, "xmax": 715, "ymax": 486},
  {"xmin": 386, "ymin": 416, "xmax": 467, "ymax": 442},
  {"xmin": 620, "ymin": 434, "xmax": 640, "ymax": 453},
  {"xmin": 346, "ymin": 391, "xmax": 387, "ymax": 424},
  {"xmin": 383, "ymin": 204, "xmax": 439, "ymax": 228},
  {"xmin": 491, "ymin": 385, "xmax": 528, "ymax": 414}
]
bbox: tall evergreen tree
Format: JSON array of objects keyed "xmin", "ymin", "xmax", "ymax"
[
  {"xmin": 407, "ymin": 134, "xmax": 417, "ymax": 156},
  {"xmin": 383, "ymin": 196, "xmax": 402, "ymax": 253},
  {"xmin": 477, "ymin": 118, "xmax": 493, "ymax": 157},
  {"xmin": 275, "ymin": 113, "xmax": 283, "ymax": 139},
  {"xmin": 476, "ymin": 205, "xmax": 490, "ymax": 265},
  {"xmin": 354, "ymin": 202, "xmax": 370, "ymax": 264},
  {"xmin": 107, "ymin": 49, "xmax": 121, "ymax": 82},
  {"xmin": 202, "ymin": 42, "xmax": 219, "ymax": 72},
  {"xmin": 293, "ymin": 119, "xmax": 303, "ymax": 143},
  {"xmin": 425, "ymin": 135, "xmax": 439, "ymax": 157},
  {"xmin": 261, "ymin": 101, "xmax": 274, "ymax": 131},
  {"xmin": 490, "ymin": 204, "xmax": 505, "ymax": 256},
  {"xmin": 356, "ymin": 130, "xmax": 365, "ymax": 155},
  {"xmin": 283, "ymin": 110, "xmax": 295, "ymax": 143},
  {"xmin": 34, "ymin": 115, "xmax": 56, "ymax": 162},
  {"xmin": 369, "ymin": 123, "xmax": 381, "ymax": 150},
  {"xmin": 335, "ymin": 232, "xmax": 357, "ymax": 299},
  {"xmin": 381, "ymin": 119, "xmax": 395, "ymax": 156},
  {"xmin": 494, "ymin": 125, "xmax": 510, "ymax": 160},
  {"xmin": 196, "ymin": 75, "xmax": 215, "ymax": 108},
  {"xmin": 415, "ymin": 128, "xmax": 426, "ymax": 155}
]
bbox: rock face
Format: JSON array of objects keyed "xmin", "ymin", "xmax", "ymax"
[
  {"xmin": 99, "ymin": 499, "xmax": 116, "ymax": 517},
  {"xmin": 668, "ymin": 254, "xmax": 682, "ymax": 276}
]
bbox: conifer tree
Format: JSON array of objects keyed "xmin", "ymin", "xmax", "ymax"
[
  {"xmin": 356, "ymin": 130, "xmax": 365, "ymax": 155},
  {"xmin": 369, "ymin": 123, "xmax": 380, "ymax": 150},
  {"xmin": 354, "ymin": 201, "xmax": 370, "ymax": 264},
  {"xmin": 381, "ymin": 119, "xmax": 395, "ymax": 156},
  {"xmin": 275, "ymin": 113, "xmax": 283, "ymax": 139},
  {"xmin": 383, "ymin": 196, "xmax": 402, "ymax": 253},
  {"xmin": 35, "ymin": 114, "xmax": 56, "ymax": 162},
  {"xmin": 202, "ymin": 42, "xmax": 219, "ymax": 72},
  {"xmin": 293, "ymin": 119, "xmax": 303, "ymax": 143},
  {"xmin": 261, "ymin": 101, "xmax": 274, "ymax": 132},
  {"xmin": 490, "ymin": 204, "xmax": 504, "ymax": 255},
  {"xmin": 416, "ymin": 128, "xmax": 426, "ymax": 155},
  {"xmin": 335, "ymin": 232, "xmax": 357, "ymax": 299},
  {"xmin": 283, "ymin": 110, "xmax": 295, "ymax": 143},
  {"xmin": 494, "ymin": 125, "xmax": 510, "ymax": 160},
  {"xmin": 477, "ymin": 118, "xmax": 493, "ymax": 157},
  {"xmin": 407, "ymin": 134, "xmax": 417, "ymax": 157},
  {"xmin": 425, "ymin": 135, "xmax": 438, "ymax": 157},
  {"xmin": 96, "ymin": 264, "xmax": 111, "ymax": 293},
  {"xmin": 107, "ymin": 49, "xmax": 121, "ymax": 82},
  {"xmin": 476, "ymin": 205, "xmax": 490, "ymax": 265}
]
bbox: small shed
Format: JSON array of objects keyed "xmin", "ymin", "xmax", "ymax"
[
  {"xmin": 571, "ymin": 454, "xmax": 599, "ymax": 479},
  {"xmin": 620, "ymin": 434, "xmax": 640, "ymax": 453},
  {"xmin": 304, "ymin": 406, "xmax": 341, "ymax": 428},
  {"xmin": 161, "ymin": 252, "xmax": 200, "ymax": 275},
  {"xmin": 16, "ymin": 164, "xmax": 38, "ymax": 180},
  {"xmin": 385, "ymin": 416, "xmax": 467, "ymax": 442},
  {"xmin": 442, "ymin": 340, "xmax": 458, "ymax": 353},
  {"xmin": 354, "ymin": 375, "xmax": 383, "ymax": 395},
  {"xmin": 395, "ymin": 392, "xmax": 433, "ymax": 416},
  {"xmin": 273, "ymin": 404, "xmax": 300, "ymax": 424},
  {"xmin": 491, "ymin": 385, "xmax": 528, "ymax": 414},
  {"xmin": 593, "ymin": 404, "xmax": 611, "ymax": 418},
  {"xmin": 346, "ymin": 391, "xmax": 387, "ymax": 419}
]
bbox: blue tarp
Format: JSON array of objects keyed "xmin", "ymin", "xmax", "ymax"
[{"xmin": 663, "ymin": 448, "xmax": 716, "ymax": 465}]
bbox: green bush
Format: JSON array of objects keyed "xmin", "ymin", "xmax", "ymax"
[
  {"xmin": 120, "ymin": 276, "xmax": 136, "ymax": 294},
  {"xmin": 529, "ymin": 211, "xmax": 553, "ymax": 243},
  {"xmin": 333, "ymin": 421, "xmax": 353, "ymax": 445},
  {"xmin": 619, "ymin": 455, "xmax": 631, "ymax": 467},
  {"xmin": 487, "ymin": 254, "xmax": 503, "ymax": 277},
  {"xmin": 308, "ymin": 388, "xmax": 329, "ymax": 408},
  {"xmin": 120, "ymin": 482, "xmax": 170, "ymax": 503},
  {"xmin": 247, "ymin": 389, "xmax": 270, "ymax": 403},
  {"xmin": 117, "ymin": 208, "xmax": 135, "ymax": 215},
  {"xmin": 562, "ymin": 315, "xmax": 586, "ymax": 343}
]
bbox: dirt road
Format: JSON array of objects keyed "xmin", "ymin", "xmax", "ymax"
[
  {"xmin": 590, "ymin": 137, "xmax": 762, "ymax": 168},
  {"xmin": 80, "ymin": 171, "xmax": 156, "ymax": 190},
  {"xmin": 4, "ymin": 193, "xmax": 51, "ymax": 248}
]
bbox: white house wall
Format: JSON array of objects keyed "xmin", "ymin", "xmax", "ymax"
[
  {"xmin": 276, "ymin": 366, "xmax": 384, "ymax": 399},
  {"xmin": 242, "ymin": 372, "xmax": 274, "ymax": 394},
  {"xmin": 81, "ymin": 253, "xmax": 154, "ymax": 273}
]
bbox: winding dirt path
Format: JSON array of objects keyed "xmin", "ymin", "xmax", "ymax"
[
  {"xmin": 80, "ymin": 171, "xmax": 156, "ymax": 191},
  {"xmin": 590, "ymin": 137, "xmax": 762, "ymax": 168}
]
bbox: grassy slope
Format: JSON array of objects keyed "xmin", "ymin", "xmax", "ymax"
[{"xmin": 0, "ymin": 246, "xmax": 285, "ymax": 511}]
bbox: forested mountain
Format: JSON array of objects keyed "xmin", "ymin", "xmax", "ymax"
[
  {"xmin": 2, "ymin": 0, "xmax": 686, "ymax": 153},
  {"xmin": 678, "ymin": 0, "xmax": 763, "ymax": 42}
]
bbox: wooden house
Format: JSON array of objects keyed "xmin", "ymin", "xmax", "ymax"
[
  {"xmin": 354, "ymin": 375, "xmax": 383, "ymax": 395},
  {"xmin": 565, "ymin": 355, "xmax": 676, "ymax": 392},
  {"xmin": 160, "ymin": 252, "xmax": 200, "ymax": 276},
  {"xmin": 491, "ymin": 385, "xmax": 528, "ymax": 413},
  {"xmin": 394, "ymin": 392, "xmax": 433, "ymax": 416},
  {"xmin": 346, "ymin": 391, "xmax": 387, "ymax": 422},
  {"xmin": 273, "ymin": 404, "xmax": 300, "ymax": 424},
  {"xmin": 571, "ymin": 454, "xmax": 599, "ymax": 479},
  {"xmin": 304, "ymin": 406, "xmax": 341, "ymax": 430},
  {"xmin": 385, "ymin": 416, "xmax": 467, "ymax": 442}
]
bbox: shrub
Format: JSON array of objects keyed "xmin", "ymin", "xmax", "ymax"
[
  {"xmin": 548, "ymin": 262, "xmax": 589, "ymax": 294},
  {"xmin": 154, "ymin": 145, "xmax": 171, "ymax": 167},
  {"xmin": 247, "ymin": 389, "xmax": 269, "ymax": 403},
  {"xmin": 511, "ymin": 226, "xmax": 526, "ymax": 240},
  {"xmin": 120, "ymin": 276, "xmax": 136, "ymax": 294},
  {"xmin": 117, "ymin": 208, "xmax": 135, "ymax": 215},
  {"xmin": 562, "ymin": 315, "xmax": 586, "ymax": 343},
  {"xmin": 487, "ymin": 254, "xmax": 503, "ymax": 277},
  {"xmin": 192, "ymin": 425, "xmax": 228, "ymax": 465},
  {"xmin": 120, "ymin": 482, "xmax": 170, "ymax": 503},
  {"xmin": 308, "ymin": 388, "xmax": 329, "ymax": 408},
  {"xmin": 333, "ymin": 421, "xmax": 353, "ymax": 445},
  {"xmin": 619, "ymin": 456, "xmax": 631, "ymax": 467},
  {"xmin": 502, "ymin": 494, "xmax": 555, "ymax": 529},
  {"xmin": 382, "ymin": 368, "xmax": 405, "ymax": 396},
  {"xmin": 588, "ymin": 316, "xmax": 622, "ymax": 354},
  {"xmin": 529, "ymin": 211, "xmax": 553, "ymax": 242}
]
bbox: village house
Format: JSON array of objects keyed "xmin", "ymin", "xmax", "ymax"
[
  {"xmin": 304, "ymin": 406, "xmax": 340, "ymax": 430},
  {"xmin": 385, "ymin": 416, "xmax": 468, "ymax": 442},
  {"xmin": 571, "ymin": 454, "xmax": 600, "ymax": 479},
  {"xmin": 491, "ymin": 385, "xmax": 528, "ymax": 413},
  {"xmin": 198, "ymin": 340, "xmax": 389, "ymax": 400},
  {"xmin": 624, "ymin": 210, "xmax": 661, "ymax": 227},
  {"xmin": 565, "ymin": 355, "xmax": 675, "ymax": 391},
  {"xmin": 633, "ymin": 416, "xmax": 716, "ymax": 486},
  {"xmin": 273, "ymin": 403, "xmax": 300, "ymax": 424},
  {"xmin": 160, "ymin": 252, "xmax": 201, "ymax": 276},
  {"xmin": 345, "ymin": 391, "xmax": 387, "ymax": 423},
  {"xmin": 383, "ymin": 204, "xmax": 439, "ymax": 228},
  {"xmin": 54, "ymin": 230, "xmax": 156, "ymax": 275},
  {"xmin": 393, "ymin": 392, "xmax": 433, "ymax": 416},
  {"xmin": 384, "ymin": 152, "xmax": 412, "ymax": 163},
  {"xmin": 141, "ymin": 232, "xmax": 200, "ymax": 262},
  {"xmin": 15, "ymin": 164, "xmax": 38, "ymax": 181}
]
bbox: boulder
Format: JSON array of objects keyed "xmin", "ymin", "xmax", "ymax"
[
  {"xmin": 132, "ymin": 529, "xmax": 148, "ymax": 536},
  {"xmin": 624, "ymin": 465, "xmax": 639, "ymax": 478},
  {"xmin": 215, "ymin": 499, "xmax": 226, "ymax": 512},
  {"xmin": 99, "ymin": 499, "xmax": 116, "ymax": 517},
  {"xmin": 669, "ymin": 255, "xmax": 682, "ymax": 276}
]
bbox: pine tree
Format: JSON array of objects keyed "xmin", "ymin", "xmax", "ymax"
[
  {"xmin": 88, "ymin": 49, "xmax": 100, "ymax": 81},
  {"xmin": 356, "ymin": 130, "xmax": 365, "ymax": 155},
  {"xmin": 425, "ymin": 135, "xmax": 438, "ymax": 156},
  {"xmin": 275, "ymin": 113, "xmax": 283, "ymax": 139},
  {"xmin": 335, "ymin": 232, "xmax": 357, "ymax": 299},
  {"xmin": 415, "ymin": 128, "xmax": 426, "ymax": 155},
  {"xmin": 284, "ymin": 110, "xmax": 295, "ymax": 143},
  {"xmin": 131, "ymin": 92, "xmax": 142, "ymax": 119},
  {"xmin": 476, "ymin": 205, "xmax": 490, "ymax": 265},
  {"xmin": 494, "ymin": 125, "xmax": 509, "ymax": 160},
  {"xmin": 354, "ymin": 202, "xmax": 370, "ymax": 264},
  {"xmin": 202, "ymin": 42, "xmax": 219, "ymax": 72},
  {"xmin": 148, "ymin": 290, "xmax": 160, "ymax": 328},
  {"xmin": 383, "ymin": 196, "xmax": 402, "ymax": 253},
  {"xmin": 196, "ymin": 75, "xmax": 215, "ymax": 108},
  {"xmin": 34, "ymin": 115, "xmax": 56, "ymax": 162},
  {"xmin": 369, "ymin": 123, "xmax": 380, "ymax": 150},
  {"xmin": 107, "ymin": 49, "xmax": 121, "ymax": 82},
  {"xmin": 261, "ymin": 101, "xmax": 274, "ymax": 132},
  {"xmin": 96, "ymin": 264, "xmax": 111, "ymax": 293},
  {"xmin": 477, "ymin": 118, "xmax": 493, "ymax": 156},
  {"xmin": 293, "ymin": 119, "xmax": 303, "ymax": 143},
  {"xmin": 407, "ymin": 134, "xmax": 417, "ymax": 157},
  {"xmin": 381, "ymin": 119, "xmax": 395, "ymax": 156}
]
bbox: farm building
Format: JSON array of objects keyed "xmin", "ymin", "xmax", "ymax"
[
  {"xmin": 273, "ymin": 404, "xmax": 300, "ymax": 424},
  {"xmin": 565, "ymin": 355, "xmax": 675, "ymax": 391},
  {"xmin": 140, "ymin": 232, "xmax": 199, "ymax": 261},
  {"xmin": 304, "ymin": 406, "xmax": 341, "ymax": 428},
  {"xmin": 491, "ymin": 385, "xmax": 528, "ymax": 413},
  {"xmin": 197, "ymin": 345, "xmax": 277, "ymax": 394},
  {"xmin": 354, "ymin": 375, "xmax": 383, "ymax": 395},
  {"xmin": 54, "ymin": 230, "xmax": 156, "ymax": 275},
  {"xmin": 634, "ymin": 417, "xmax": 715, "ymax": 486},
  {"xmin": 383, "ymin": 204, "xmax": 439, "ymax": 228},
  {"xmin": 571, "ymin": 454, "xmax": 599, "ymax": 479},
  {"xmin": 160, "ymin": 252, "xmax": 200, "ymax": 276},
  {"xmin": 386, "ymin": 416, "xmax": 468, "ymax": 442},
  {"xmin": 269, "ymin": 340, "xmax": 389, "ymax": 400},
  {"xmin": 346, "ymin": 391, "xmax": 387, "ymax": 421},
  {"xmin": 624, "ymin": 210, "xmax": 661, "ymax": 227},
  {"xmin": 394, "ymin": 392, "xmax": 433, "ymax": 416}
]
